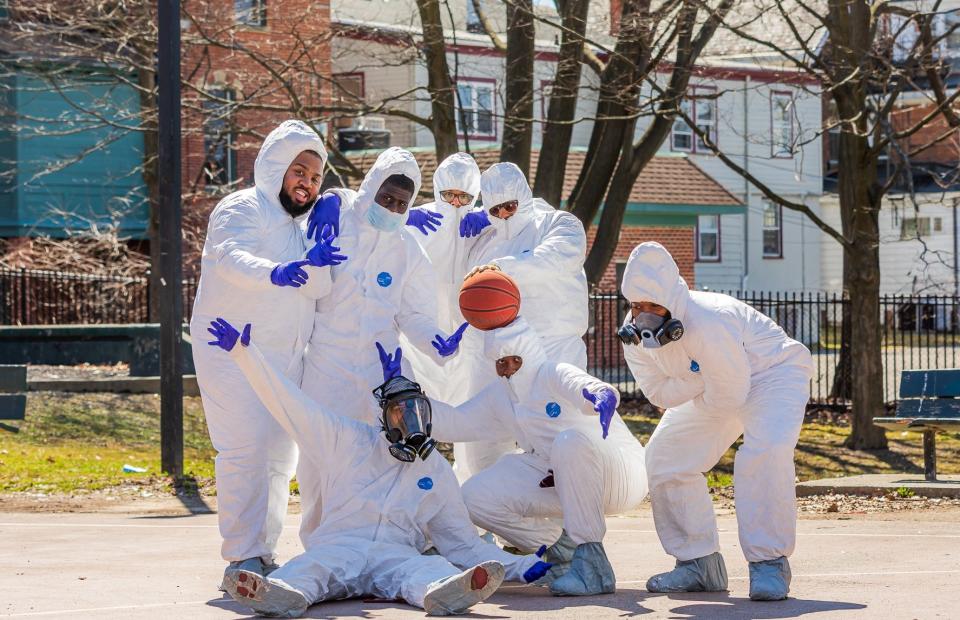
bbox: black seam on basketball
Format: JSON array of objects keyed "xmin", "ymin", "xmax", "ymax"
[
  {"xmin": 460, "ymin": 284, "xmax": 521, "ymax": 303},
  {"xmin": 461, "ymin": 304, "xmax": 520, "ymax": 313}
]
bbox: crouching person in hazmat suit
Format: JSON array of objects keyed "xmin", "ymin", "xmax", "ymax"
[
  {"xmin": 205, "ymin": 317, "xmax": 553, "ymax": 618},
  {"xmin": 190, "ymin": 120, "xmax": 346, "ymax": 585},
  {"xmin": 417, "ymin": 316, "xmax": 648, "ymax": 597},
  {"xmin": 619, "ymin": 242, "xmax": 813, "ymax": 601}
]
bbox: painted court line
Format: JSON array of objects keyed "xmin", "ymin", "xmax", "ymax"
[{"xmin": 617, "ymin": 568, "xmax": 960, "ymax": 585}]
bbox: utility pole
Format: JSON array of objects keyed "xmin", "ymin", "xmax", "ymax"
[{"xmin": 157, "ymin": 0, "xmax": 183, "ymax": 478}]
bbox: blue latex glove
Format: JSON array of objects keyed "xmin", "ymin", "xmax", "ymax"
[
  {"xmin": 582, "ymin": 387, "xmax": 618, "ymax": 439},
  {"xmin": 459, "ymin": 209, "xmax": 490, "ymax": 238},
  {"xmin": 207, "ymin": 318, "xmax": 251, "ymax": 352},
  {"xmin": 307, "ymin": 192, "xmax": 341, "ymax": 240},
  {"xmin": 431, "ymin": 322, "xmax": 468, "ymax": 358},
  {"xmin": 523, "ymin": 548, "xmax": 554, "ymax": 584},
  {"xmin": 270, "ymin": 260, "xmax": 310, "ymax": 287},
  {"xmin": 376, "ymin": 342, "xmax": 403, "ymax": 383},
  {"xmin": 306, "ymin": 226, "xmax": 348, "ymax": 267},
  {"xmin": 406, "ymin": 207, "xmax": 444, "ymax": 236}
]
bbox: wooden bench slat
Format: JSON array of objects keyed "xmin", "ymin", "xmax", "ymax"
[
  {"xmin": 895, "ymin": 399, "xmax": 960, "ymax": 418},
  {"xmin": 900, "ymin": 369, "xmax": 960, "ymax": 398},
  {"xmin": 0, "ymin": 365, "xmax": 27, "ymax": 394},
  {"xmin": 0, "ymin": 394, "xmax": 26, "ymax": 420}
]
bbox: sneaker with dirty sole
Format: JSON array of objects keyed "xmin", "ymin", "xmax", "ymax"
[
  {"xmin": 220, "ymin": 556, "xmax": 265, "ymax": 593},
  {"xmin": 222, "ymin": 569, "xmax": 310, "ymax": 618},
  {"xmin": 422, "ymin": 561, "xmax": 505, "ymax": 616}
]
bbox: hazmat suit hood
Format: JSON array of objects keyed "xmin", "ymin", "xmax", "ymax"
[
  {"xmin": 483, "ymin": 315, "xmax": 548, "ymax": 401},
  {"xmin": 620, "ymin": 242, "xmax": 689, "ymax": 321},
  {"xmin": 254, "ymin": 120, "xmax": 328, "ymax": 220},
  {"xmin": 433, "ymin": 153, "xmax": 480, "ymax": 209},
  {"xmin": 355, "ymin": 147, "xmax": 423, "ymax": 232},
  {"xmin": 480, "ymin": 162, "xmax": 536, "ymax": 241}
]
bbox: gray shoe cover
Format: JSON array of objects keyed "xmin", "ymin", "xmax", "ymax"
[
  {"xmin": 423, "ymin": 560, "xmax": 505, "ymax": 616},
  {"xmin": 534, "ymin": 530, "xmax": 578, "ymax": 586},
  {"xmin": 222, "ymin": 569, "xmax": 310, "ymax": 618},
  {"xmin": 646, "ymin": 552, "xmax": 728, "ymax": 593},
  {"xmin": 549, "ymin": 542, "xmax": 616, "ymax": 596},
  {"xmin": 749, "ymin": 556, "xmax": 791, "ymax": 601},
  {"xmin": 220, "ymin": 556, "xmax": 265, "ymax": 592}
]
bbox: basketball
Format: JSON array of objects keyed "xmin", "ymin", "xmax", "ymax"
[{"xmin": 459, "ymin": 270, "xmax": 521, "ymax": 331}]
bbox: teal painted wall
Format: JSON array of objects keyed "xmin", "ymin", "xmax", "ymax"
[
  {"xmin": 2, "ymin": 72, "xmax": 148, "ymax": 238},
  {"xmin": 0, "ymin": 74, "xmax": 17, "ymax": 227}
]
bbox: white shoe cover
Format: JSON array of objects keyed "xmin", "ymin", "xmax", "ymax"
[
  {"xmin": 222, "ymin": 569, "xmax": 310, "ymax": 618},
  {"xmin": 646, "ymin": 552, "xmax": 728, "ymax": 593},
  {"xmin": 423, "ymin": 561, "xmax": 505, "ymax": 616},
  {"xmin": 749, "ymin": 556, "xmax": 791, "ymax": 601}
]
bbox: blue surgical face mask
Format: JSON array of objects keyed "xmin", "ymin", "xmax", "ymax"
[{"xmin": 366, "ymin": 202, "xmax": 405, "ymax": 233}]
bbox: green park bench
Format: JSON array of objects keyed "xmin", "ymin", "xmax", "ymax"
[
  {"xmin": 874, "ymin": 369, "xmax": 960, "ymax": 481},
  {"xmin": 0, "ymin": 364, "xmax": 27, "ymax": 421}
]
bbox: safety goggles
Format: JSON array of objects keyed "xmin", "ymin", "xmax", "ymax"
[
  {"xmin": 488, "ymin": 200, "xmax": 519, "ymax": 217},
  {"xmin": 440, "ymin": 190, "xmax": 474, "ymax": 204}
]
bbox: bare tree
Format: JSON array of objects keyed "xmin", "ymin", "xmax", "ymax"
[
  {"xmin": 415, "ymin": 0, "xmax": 459, "ymax": 161},
  {"xmin": 500, "ymin": 0, "xmax": 536, "ymax": 174}
]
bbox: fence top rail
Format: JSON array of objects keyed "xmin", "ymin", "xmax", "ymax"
[{"xmin": 0, "ymin": 268, "xmax": 150, "ymax": 284}]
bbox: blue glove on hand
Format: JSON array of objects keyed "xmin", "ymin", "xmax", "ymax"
[
  {"xmin": 306, "ymin": 226, "xmax": 348, "ymax": 267},
  {"xmin": 523, "ymin": 548, "xmax": 554, "ymax": 583},
  {"xmin": 376, "ymin": 342, "xmax": 403, "ymax": 383},
  {"xmin": 431, "ymin": 322, "xmax": 468, "ymax": 358},
  {"xmin": 307, "ymin": 192, "xmax": 341, "ymax": 240},
  {"xmin": 207, "ymin": 318, "xmax": 251, "ymax": 352},
  {"xmin": 270, "ymin": 260, "xmax": 310, "ymax": 287},
  {"xmin": 406, "ymin": 207, "xmax": 443, "ymax": 236},
  {"xmin": 583, "ymin": 387, "xmax": 618, "ymax": 439},
  {"xmin": 459, "ymin": 209, "xmax": 490, "ymax": 238}
]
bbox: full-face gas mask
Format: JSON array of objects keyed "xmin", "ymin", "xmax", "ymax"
[
  {"xmin": 618, "ymin": 312, "xmax": 684, "ymax": 349},
  {"xmin": 372, "ymin": 376, "xmax": 437, "ymax": 463}
]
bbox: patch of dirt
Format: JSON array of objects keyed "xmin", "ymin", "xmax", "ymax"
[
  {"xmin": 27, "ymin": 363, "xmax": 130, "ymax": 382},
  {"xmin": 709, "ymin": 486, "xmax": 960, "ymax": 517}
]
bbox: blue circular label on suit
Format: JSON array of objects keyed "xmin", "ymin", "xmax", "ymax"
[
  {"xmin": 545, "ymin": 402, "xmax": 561, "ymax": 418},
  {"xmin": 690, "ymin": 360, "xmax": 700, "ymax": 373},
  {"xmin": 417, "ymin": 477, "xmax": 433, "ymax": 490},
  {"xmin": 377, "ymin": 272, "xmax": 393, "ymax": 287}
]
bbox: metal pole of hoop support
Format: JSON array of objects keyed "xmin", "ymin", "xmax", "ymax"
[{"xmin": 158, "ymin": 0, "xmax": 183, "ymax": 479}]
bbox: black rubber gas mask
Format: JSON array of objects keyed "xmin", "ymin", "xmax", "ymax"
[
  {"xmin": 618, "ymin": 312, "xmax": 684, "ymax": 349},
  {"xmin": 373, "ymin": 376, "xmax": 436, "ymax": 463}
]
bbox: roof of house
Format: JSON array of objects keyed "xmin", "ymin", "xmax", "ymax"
[{"xmin": 342, "ymin": 148, "xmax": 741, "ymax": 208}]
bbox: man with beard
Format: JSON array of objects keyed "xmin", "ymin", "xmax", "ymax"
[{"xmin": 190, "ymin": 120, "xmax": 347, "ymax": 587}]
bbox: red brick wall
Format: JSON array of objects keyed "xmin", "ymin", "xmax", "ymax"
[
  {"xmin": 891, "ymin": 103, "xmax": 960, "ymax": 164},
  {"xmin": 586, "ymin": 225, "xmax": 695, "ymax": 293}
]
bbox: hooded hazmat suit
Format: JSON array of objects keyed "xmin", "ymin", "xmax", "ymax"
[
  {"xmin": 620, "ymin": 242, "xmax": 813, "ymax": 564},
  {"xmin": 453, "ymin": 162, "xmax": 590, "ymax": 481},
  {"xmin": 401, "ymin": 153, "xmax": 482, "ymax": 403},
  {"xmin": 430, "ymin": 317, "xmax": 647, "ymax": 553},
  {"xmin": 225, "ymin": 338, "xmax": 543, "ymax": 613},
  {"xmin": 299, "ymin": 147, "xmax": 450, "ymax": 539},
  {"xmin": 190, "ymin": 120, "xmax": 332, "ymax": 563}
]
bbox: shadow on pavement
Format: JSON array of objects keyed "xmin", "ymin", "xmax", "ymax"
[
  {"xmin": 491, "ymin": 585, "xmax": 655, "ymax": 616},
  {"xmin": 662, "ymin": 592, "xmax": 867, "ymax": 619}
]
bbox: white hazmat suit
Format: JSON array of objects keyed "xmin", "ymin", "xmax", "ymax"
[
  {"xmin": 620, "ymin": 242, "xmax": 812, "ymax": 597},
  {"xmin": 223, "ymin": 339, "xmax": 543, "ymax": 616},
  {"xmin": 432, "ymin": 317, "xmax": 647, "ymax": 553},
  {"xmin": 190, "ymin": 120, "xmax": 331, "ymax": 565},
  {"xmin": 454, "ymin": 162, "xmax": 590, "ymax": 480}
]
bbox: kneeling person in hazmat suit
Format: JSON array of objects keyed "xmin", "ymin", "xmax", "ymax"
[
  {"xmin": 619, "ymin": 242, "xmax": 813, "ymax": 602},
  {"xmin": 206, "ymin": 318, "xmax": 552, "ymax": 618},
  {"xmin": 420, "ymin": 317, "xmax": 648, "ymax": 597}
]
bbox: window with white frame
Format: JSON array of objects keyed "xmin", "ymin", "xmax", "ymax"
[
  {"xmin": 762, "ymin": 201, "xmax": 782, "ymax": 258},
  {"xmin": 901, "ymin": 216, "xmax": 932, "ymax": 239},
  {"xmin": 467, "ymin": 0, "xmax": 483, "ymax": 33},
  {"xmin": 771, "ymin": 92, "xmax": 795, "ymax": 158},
  {"xmin": 671, "ymin": 86, "xmax": 717, "ymax": 153},
  {"xmin": 235, "ymin": 0, "xmax": 266, "ymax": 27},
  {"xmin": 696, "ymin": 215, "xmax": 720, "ymax": 261},
  {"xmin": 203, "ymin": 90, "xmax": 237, "ymax": 192},
  {"xmin": 456, "ymin": 80, "xmax": 496, "ymax": 139}
]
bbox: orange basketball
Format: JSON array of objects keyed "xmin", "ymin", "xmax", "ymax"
[{"xmin": 459, "ymin": 270, "xmax": 521, "ymax": 331}]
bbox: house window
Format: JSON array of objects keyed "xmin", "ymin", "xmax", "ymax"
[
  {"xmin": 762, "ymin": 201, "xmax": 782, "ymax": 258},
  {"xmin": 333, "ymin": 72, "xmax": 365, "ymax": 129},
  {"xmin": 203, "ymin": 90, "xmax": 237, "ymax": 192},
  {"xmin": 235, "ymin": 0, "xmax": 266, "ymax": 27},
  {"xmin": 0, "ymin": 0, "xmax": 8, "ymax": 21},
  {"xmin": 901, "ymin": 216, "xmax": 932, "ymax": 239},
  {"xmin": 456, "ymin": 79, "xmax": 496, "ymax": 139},
  {"xmin": 671, "ymin": 86, "xmax": 717, "ymax": 154},
  {"xmin": 696, "ymin": 215, "xmax": 720, "ymax": 262},
  {"xmin": 771, "ymin": 92, "xmax": 795, "ymax": 158},
  {"xmin": 467, "ymin": 0, "xmax": 484, "ymax": 33}
]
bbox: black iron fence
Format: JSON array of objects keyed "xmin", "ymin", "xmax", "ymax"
[
  {"xmin": 587, "ymin": 291, "xmax": 960, "ymax": 405},
  {"xmin": 3, "ymin": 267, "xmax": 959, "ymax": 405},
  {"xmin": 0, "ymin": 268, "xmax": 197, "ymax": 325}
]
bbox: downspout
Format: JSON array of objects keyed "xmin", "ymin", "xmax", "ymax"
[
  {"xmin": 953, "ymin": 197, "xmax": 959, "ymax": 297},
  {"xmin": 740, "ymin": 76, "xmax": 751, "ymax": 293}
]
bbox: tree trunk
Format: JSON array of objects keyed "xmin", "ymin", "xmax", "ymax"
[
  {"xmin": 500, "ymin": 0, "xmax": 535, "ymax": 176},
  {"xmin": 416, "ymin": 0, "xmax": 458, "ymax": 160},
  {"xmin": 533, "ymin": 0, "xmax": 589, "ymax": 205},
  {"xmin": 138, "ymin": 68, "xmax": 161, "ymax": 322}
]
